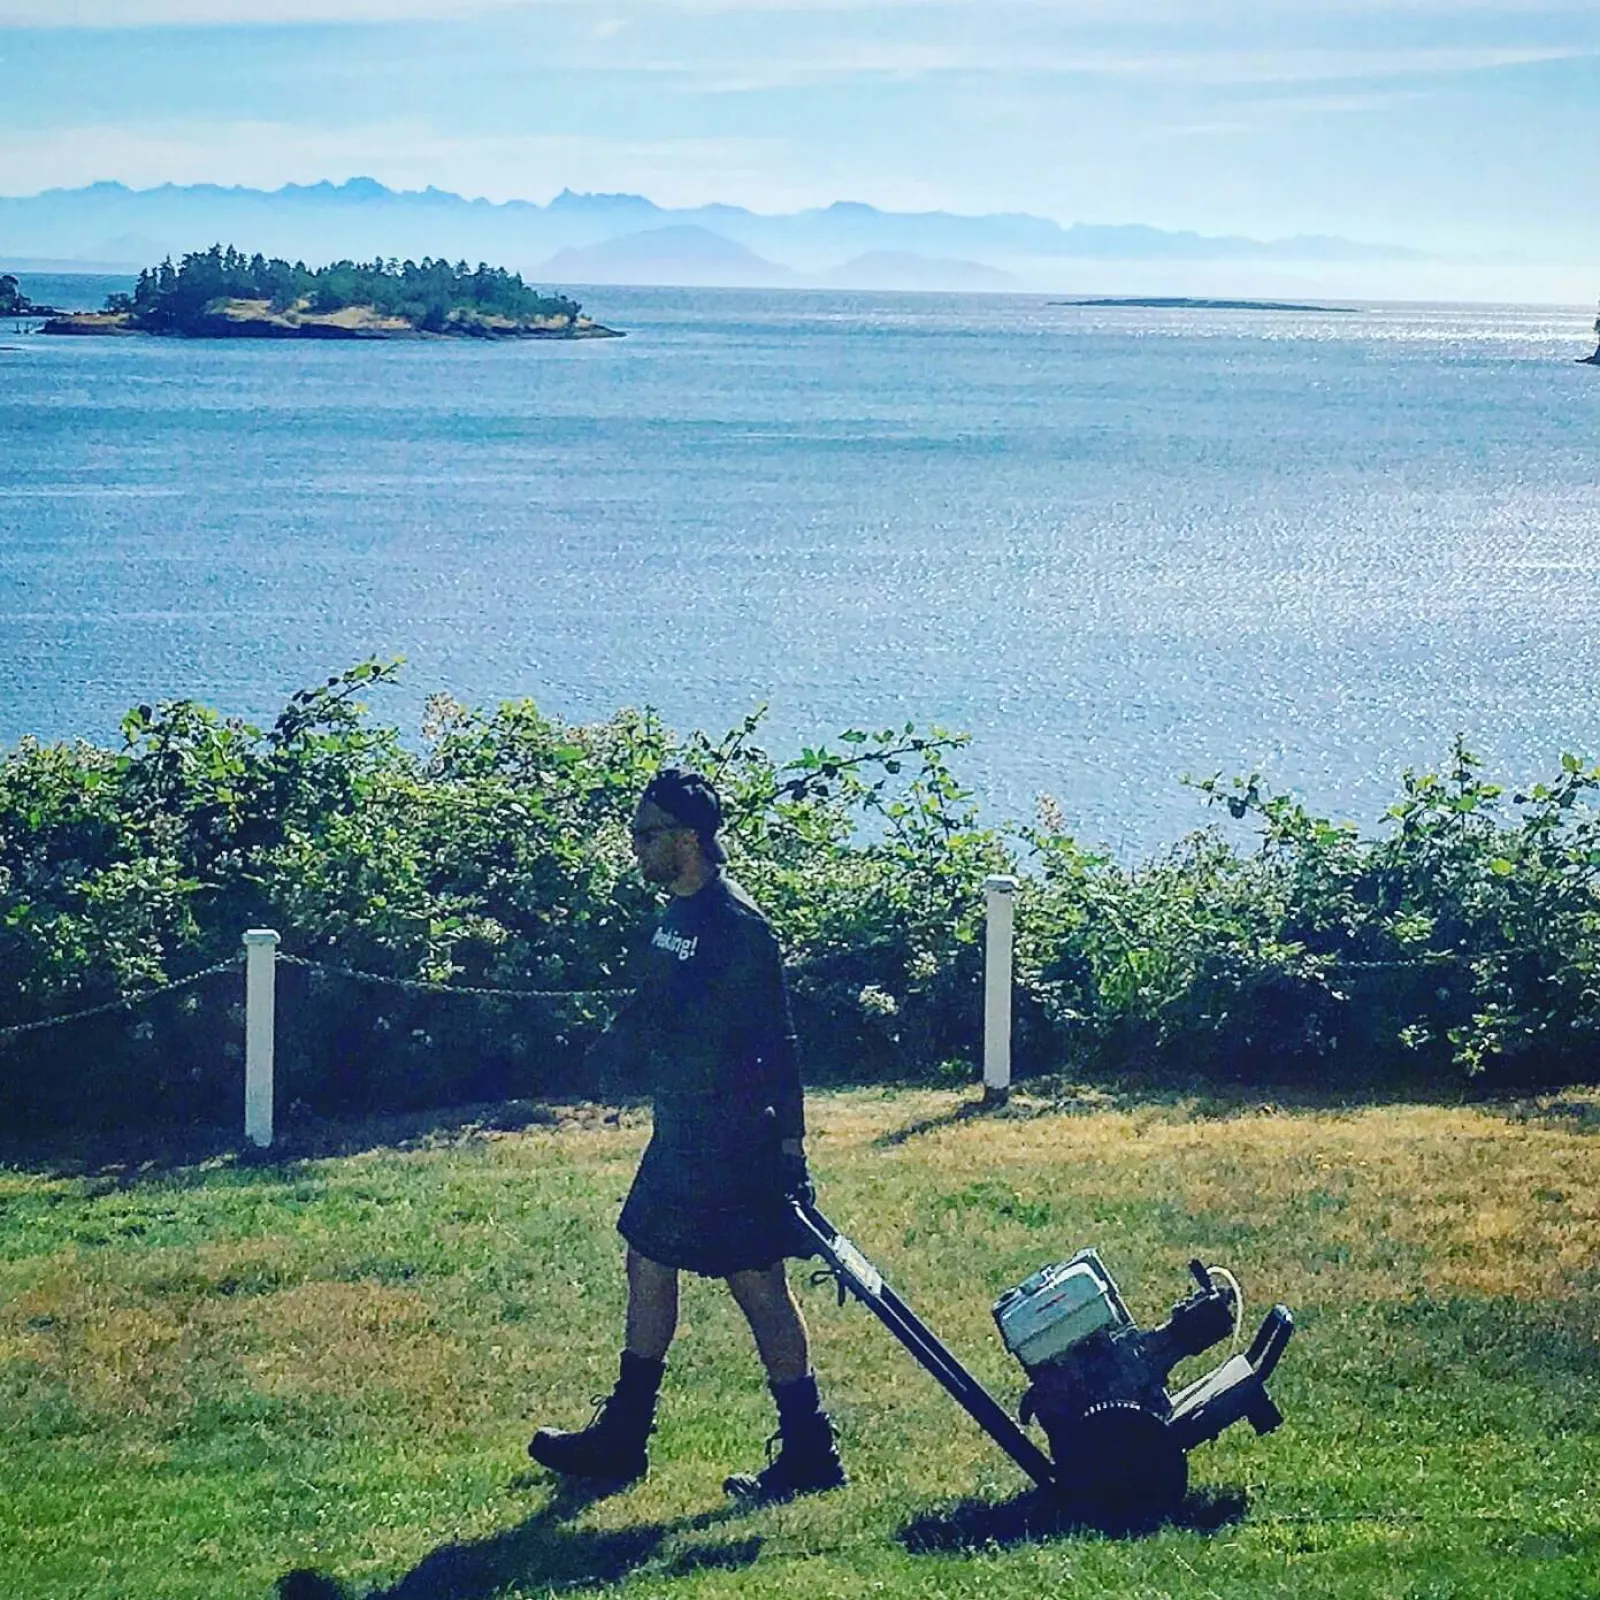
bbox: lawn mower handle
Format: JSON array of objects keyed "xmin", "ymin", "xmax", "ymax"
[{"xmin": 788, "ymin": 1197, "xmax": 1059, "ymax": 1489}]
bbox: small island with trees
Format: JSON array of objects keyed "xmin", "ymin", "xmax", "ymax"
[{"xmin": 40, "ymin": 245, "xmax": 621, "ymax": 340}]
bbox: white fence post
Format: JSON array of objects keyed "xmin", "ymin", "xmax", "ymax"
[
  {"xmin": 243, "ymin": 929, "xmax": 280, "ymax": 1149},
  {"xmin": 983, "ymin": 875, "xmax": 1018, "ymax": 1103}
]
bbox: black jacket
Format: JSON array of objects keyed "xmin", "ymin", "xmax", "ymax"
[{"xmin": 602, "ymin": 872, "xmax": 805, "ymax": 1164}]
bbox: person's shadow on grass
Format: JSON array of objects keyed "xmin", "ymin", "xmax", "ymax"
[
  {"xmin": 275, "ymin": 1479, "xmax": 760, "ymax": 1600},
  {"xmin": 898, "ymin": 1483, "xmax": 1249, "ymax": 1552}
]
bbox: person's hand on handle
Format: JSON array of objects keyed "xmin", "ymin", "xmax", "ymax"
[{"xmin": 778, "ymin": 1137, "xmax": 815, "ymax": 1208}]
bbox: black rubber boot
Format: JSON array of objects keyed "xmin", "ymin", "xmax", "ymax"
[
  {"xmin": 528, "ymin": 1351, "xmax": 664, "ymax": 1483},
  {"xmin": 724, "ymin": 1373, "xmax": 847, "ymax": 1504}
]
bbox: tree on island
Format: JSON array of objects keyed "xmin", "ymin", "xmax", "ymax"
[
  {"xmin": 105, "ymin": 244, "xmax": 585, "ymax": 333},
  {"xmin": 0, "ymin": 273, "xmax": 36, "ymax": 316}
]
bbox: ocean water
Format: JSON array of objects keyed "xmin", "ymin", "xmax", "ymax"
[{"xmin": 1, "ymin": 283, "xmax": 1597, "ymax": 857}]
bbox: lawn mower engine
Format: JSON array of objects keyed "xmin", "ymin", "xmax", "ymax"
[{"xmin": 994, "ymin": 1250, "xmax": 1294, "ymax": 1525}]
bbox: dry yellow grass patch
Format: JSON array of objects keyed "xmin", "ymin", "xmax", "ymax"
[
  {"xmin": 800, "ymin": 1091, "xmax": 1600, "ymax": 1305},
  {"xmin": 1, "ymin": 1271, "xmax": 194, "ymax": 1420},
  {"xmin": 208, "ymin": 297, "xmax": 283, "ymax": 322},
  {"xmin": 237, "ymin": 1279, "xmax": 470, "ymax": 1405},
  {"xmin": 299, "ymin": 304, "xmax": 414, "ymax": 333},
  {"xmin": 207, "ymin": 298, "xmax": 414, "ymax": 333},
  {"xmin": 1, "ymin": 1247, "xmax": 470, "ymax": 1430}
]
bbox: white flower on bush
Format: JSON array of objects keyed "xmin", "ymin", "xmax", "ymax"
[{"xmin": 857, "ymin": 984, "xmax": 899, "ymax": 1017}]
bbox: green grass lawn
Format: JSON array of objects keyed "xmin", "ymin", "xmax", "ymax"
[{"xmin": 4, "ymin": 1085, "xmax": 1600, "ymax": 1599}]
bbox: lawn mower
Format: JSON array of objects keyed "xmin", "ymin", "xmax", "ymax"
[{"xmin": 790, "ymin": 1198, "xmax": 1294, "ymax": 1526}]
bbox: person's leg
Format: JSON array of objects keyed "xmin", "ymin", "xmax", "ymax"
[
  {"xmin": 725, "ymin": 1263, "xmax": 808, "ymax": 1384},
  {"xmin": 724, "ymin": 1264, "xmax": 845, "ymax": 1501},
  {"xmin": 528, "ymin": 1248, "xmax": 678, "ymax": 1481},
  {"xmin": 625, "ymin": 1246, "xmax": 681, "ymax": 1361}
]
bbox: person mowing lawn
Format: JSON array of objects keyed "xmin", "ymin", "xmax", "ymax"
[{"xmin": 528, "ymin": 767, "xmax": 846, "ymax": 1503}]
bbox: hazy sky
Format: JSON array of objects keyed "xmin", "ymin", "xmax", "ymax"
[{"xmin": 3, "ymin": 0, "xmax": 1597, "ymax": 263}]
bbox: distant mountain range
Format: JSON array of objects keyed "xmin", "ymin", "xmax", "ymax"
[
  {"xmin": 535, "ymin": 226, "xmax": 1022, "ymax": 290},
  {"xmin": 0, "ymin": 178, "xmax": 1424, "ymax": 293},
  {"xmin": 539, "ymin": 226, "xmax": 800, "ymax": 288}
]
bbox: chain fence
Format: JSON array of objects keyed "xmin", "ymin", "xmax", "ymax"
[
  {"xmin": 0, "ymin": 949, "xmax": 637, "ymax": 1055},
  {"xmin": 0, "ymin": 936, "xmax": 1567, "ymax": 1053},
  {"xmin": 0, "ymin": 953, "xmax": 246, "ymax": 1045},
  {"xmin": 275, "ymin": 951, "xmax": 635, "ymax": 1005}
]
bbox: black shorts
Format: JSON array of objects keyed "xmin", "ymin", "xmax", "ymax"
[{"xmin": 617, "ymin": 1136, "xmax": 796, "ymax": 1277}]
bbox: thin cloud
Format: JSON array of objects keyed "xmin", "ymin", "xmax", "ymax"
[
  {"xmin": 1149, "ymin": 89, "xmax": 1433, "ymax": 142},
  {"xmin": 679, "ymin": 42, "xmax": 1596, "ymax": 92},
  {"xmin": 1246, "ymin": 89, "xmax": 1436, "ymax": 114},
  {"xmin": 1081, "ymin": 43, "xmax": 1596, "ymax": 83}
]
